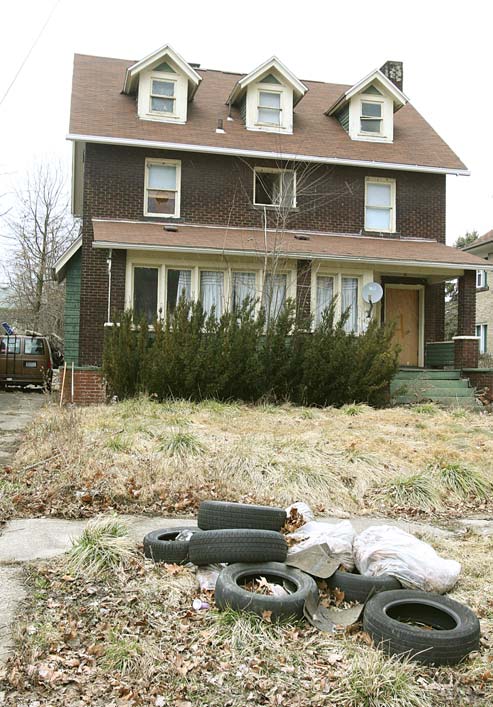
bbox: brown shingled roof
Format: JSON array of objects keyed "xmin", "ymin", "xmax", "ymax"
[
  {"xmin": 70, "ymin": 54, "xmax": 467, "ymax": 172},
  {"xmin": 92, "ymin": 219, "xmax": 488, "ymax": 271},
  {"xmin": 463, "ymin": 229, "xmax": 493, "ymax": 250}
]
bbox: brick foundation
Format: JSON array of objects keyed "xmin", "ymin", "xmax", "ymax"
[
  {"xmin": 60, "ymin": 367, "xmax": 106, "ymax": 405},
  {"xmin": 463, "ymin": 368, "xmax": 493, "ymax": 403},
  {"xmin": 453, "ymin": 336, "xmax": 480, "ymax": 369}
]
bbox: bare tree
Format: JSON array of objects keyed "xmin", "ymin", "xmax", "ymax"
[{"xmin": 2, "ymin": 163, "xmax": 79, "ymax": 335}]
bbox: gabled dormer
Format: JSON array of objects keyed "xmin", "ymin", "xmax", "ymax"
[
  {"xmin": 326, "ymin": 61, "xmax": 408, "ymax": 143},
  {"xmin": 227, "ymin": 57, "xmax": 308, "ymax": 134},
  {"xmin": 123, "ymin": 44, "xmax": 202, "ymax": 124}
]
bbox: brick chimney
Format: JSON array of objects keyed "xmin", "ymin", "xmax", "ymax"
[{"xmin": 380, "ymin": 61, "xmax": 403, "ymax": 91}]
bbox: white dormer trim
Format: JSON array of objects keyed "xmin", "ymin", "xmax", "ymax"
[
  {"xmin": 123, "ymin": 43, "xmax": 202, "ymax": 98},
  {"xmin": 227, "ymin": 56, "xmax": 308, "ymax": 106},
  {"xmin": 326, "ymin": 68, "xmax": 408, "ymax": 116}
]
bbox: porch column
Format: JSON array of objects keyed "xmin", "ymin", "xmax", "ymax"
[{"xmin": 454, "ymin": 270, "xmax": 479, "ymax": 368}]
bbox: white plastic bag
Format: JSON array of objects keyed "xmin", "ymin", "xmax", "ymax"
[
  {"xmin": 285, "ymin": 502, "xmax": 315, "ymax": 522},
  {"xmin": 353, "ymin": 525, "xmax": 461, "ymax": 594},
  {"xmin": 287, "ymin": 520, "xmax": 355, "ymax": 571},
  {"xmin": 196, "ymin": 564, "xmax": 225, "ymax": 591}
]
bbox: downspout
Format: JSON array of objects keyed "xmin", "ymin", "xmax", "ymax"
[{"xmin": 105, "ymin": 249, "xmax": 113, "ymax": 326}]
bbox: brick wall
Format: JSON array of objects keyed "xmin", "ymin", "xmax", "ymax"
[
  {"xmin": 465, "ymin": 369, "xmax": 493, "ymax": 403},
  {"xmin": 454, "ymin": 337, "xmax": 479, "ymax": 369},
  {"xmin": 457, "ymin": 270, "xmax": 476, "ymax": 336},
  {"xmin": 60, "ymin": 368, "xmax": 106, "ymax": 405}
]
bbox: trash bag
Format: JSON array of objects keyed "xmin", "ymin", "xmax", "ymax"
[
  {"xmin": 353, "ymin": 525, "xmax": 461, "ymax": 594},
  {"xmin": 287, "ymin": 520, "xmax": 355, "ymax": 571},
  {"xmin": 196, "ymin": 564, "xmax": 225, "ymax": 591},
  {"xmin": 285, "ymin": 502, "xmax": 315, "ymax": 522}
]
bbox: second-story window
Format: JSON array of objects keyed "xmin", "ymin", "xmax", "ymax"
[
  {"xmin": 365, "ymin": 177, "xmax": 395, "ymax": 232},
  {"xmin": 145, "ymin": 159, "xmax": 181, "ymax": 217},
  {"xmin": 254, "ymin": 168, "xmax": 296, "ymax": 208},
  {"xmin": 257, "ymin": 91, "xmax": 281, "ymax": 125},
  {"xmin": 150, "ymin": 79, "xmax": 176, "ymax": 114},
  {"xmin": 360, "ymin": 100, "xmax": 383, "ymax": 134},
  {"xmin": 476, "ymin": 270, "xmax": 487, "ymax": 289}
]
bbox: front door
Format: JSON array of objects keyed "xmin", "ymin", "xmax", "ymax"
[{"xmin": 385, "ymin": 287, "xmax": 420, "ymax": 367}]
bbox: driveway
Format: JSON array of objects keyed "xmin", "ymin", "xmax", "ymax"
[{"xmin": 0, "ymin": 388, "xmax": 46, "ymax": 467}]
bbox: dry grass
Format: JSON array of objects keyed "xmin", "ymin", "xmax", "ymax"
[
  {"xmin": 4, "ymin": 396, "xmax": 493, "ymax": 520},
  {"xmin": 4, "ymin": 525, "xmax": 493, "ymax": 706}
]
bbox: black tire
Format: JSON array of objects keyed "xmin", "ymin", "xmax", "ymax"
[
  {"xmin": 215, "ymin": 561, "xmax": 319, "ymax": 620},
  {"xmin": 363, "ymin": 589, "xmax": 480, "ymax": 665},
  {"xmin": 189, "ymin": 529, "xmax": 288, "ymax": 566},
  {"xmin": 328, "ymin": 570, "xmax": 402, "ymax": 603},
  {"xmin": 198, "ymin": 501, "xmax": 286, "ymax": 531},
  {"xmin": 143, "ymin": 527, "xmax": 199, "ymax": 564}
]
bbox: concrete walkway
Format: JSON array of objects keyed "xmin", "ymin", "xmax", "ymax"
[{"xmin": 0, "ymin": 388, "xmax": 46, "ymax": 467}]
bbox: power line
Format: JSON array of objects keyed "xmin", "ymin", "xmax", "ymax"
[{"xmin": 0, "ymin": 0, "xmax": 62, "ymax": 109}]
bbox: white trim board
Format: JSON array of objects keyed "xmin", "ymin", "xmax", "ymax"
[
  {"xmin": 67, "ymin": 133, "xmax": 470, "ymax": 176},
  {"xmin": 91, "ymin": 239, "xmax": 483, "ymax": 271}
]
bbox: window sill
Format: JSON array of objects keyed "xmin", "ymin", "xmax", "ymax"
[
  {"xmin": 252, "ymin": 204, "xmax": 298, "ymax": 211},
  {"xmin": 144, "ymin": 212, "xmax": 181, "ymax": 219},
  {"xmin": 363, "ymin": 228, "xmax": 396, "ymax": 236},
  {"xmin": 476, "ymin": 286, "xmax": 489, "ymax": 293}
]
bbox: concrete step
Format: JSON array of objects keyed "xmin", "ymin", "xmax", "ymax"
[
  {"xmin": 393, "ymin": 395, "xmax": 480, "ymax": 409},
  {"xmin": 391, "ymin": 379, "xmax": 469, "ymax": 391},
  {"xmin": 394, "ymin": 369, "xmax": 461, "ymax": 380}
]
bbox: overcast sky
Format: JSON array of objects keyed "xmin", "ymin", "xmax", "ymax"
[{"xmin": 1, "ymin": 0, "xmax": 492, "ymax": 267}]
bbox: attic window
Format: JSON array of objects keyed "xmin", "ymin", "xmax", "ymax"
[
  {"xmin": 150, "ymin": 79, "xmax": 176, "ymax": 114},
  {"xmin": 257, "ymin": 91, "xmax": 281, "ymax": 125},
  {"xmin": 360, "ymin": 101, "xmax": 382, "ymax": 134}
]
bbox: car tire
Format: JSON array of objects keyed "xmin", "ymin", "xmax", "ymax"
[
  {"xmin": 198, "ymin": 501, "xmax": 286, "ymax": 531},
  {"xmin": 189, "ymin": 529, "xmax": 288, "ymax": 566},
  {"xmin": 363, "ymin": 589, "xmax": 480, "ymax": 665},
  {"xmin": 215, "ymin": 561, "xmax": 319, "ymax": 620},
  {"xmin": 143, "ymin": 527, "xmax": 199, "ymax": 564},
  {"xmin": 328, "ymin": 569, "xmax": 401, "ymax": 603}
]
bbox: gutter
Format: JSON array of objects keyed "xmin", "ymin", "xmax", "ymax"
[
  {"xmin": 91, "ymin": 239, "xmax": 490, "ymax": 271},
  {"xmin": 67, "ymin": 133, "xmax": 470, "ymax": 176}
]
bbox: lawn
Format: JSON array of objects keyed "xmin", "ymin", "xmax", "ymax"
[
  {"xmin": 2, "ymin": 399, "xmax": 493, "ymax": 705},
  {"xmin": 2, "ymin": 397, "xmax": 493, "ymax": 521}
]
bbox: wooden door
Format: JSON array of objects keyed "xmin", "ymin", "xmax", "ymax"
[{"xmin": 385, "ymin": 288, "xmax": 420, "ymax": 366}]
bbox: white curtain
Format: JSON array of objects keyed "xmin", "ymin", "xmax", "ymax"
[
  {"xmin": 233, "ymin": 272, "xmax": 256, "ymax": 310},
  {"xmin": 315, "ymin": 276, "xmax": 334, "ymax": 326},
  {"xmin": 342, "ymin": 277, "xmax": 358, "ymax": 333},
  {"xmin": 176, "ymin": 270, "xmax": 191, "ymax": 302},
  {"xmin": 200, "ymin": 271, "xmax": 224, "ymax": 318},
  {"xmin": 263, "ymin": 274, "xmax": 287, "ymax": 323}
]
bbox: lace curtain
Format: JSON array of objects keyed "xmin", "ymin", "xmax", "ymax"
[
  {"xmin": 200, "ymin": 271, "xmax": 224, "ymax": 318},
  {"xmin": 342, "ymin": 277, "xmax": 358, "ymax": 333},
  {"xmin": 315, "ymin": 276, "xmax": 334, "ymax": 326}
]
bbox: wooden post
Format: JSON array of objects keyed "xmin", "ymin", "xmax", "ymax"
[{"xmin": 60, "ymin": 361, "xmax": 67, "ymax": 407}]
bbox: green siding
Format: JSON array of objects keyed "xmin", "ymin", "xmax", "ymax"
[
  {"xmin": 336, "ymin": 104, "xmax": 350, "ymax": 132},
  {"xmin": 260, "ymin": 73, "xmax": 281, "ymax": 84},
  {"xmin": 424, "ymin": 341, "xmax": 455, "ymax": 368},
  {"xmin": 63, "ymin": 250, "xmax": 81, "ymax": 365}
]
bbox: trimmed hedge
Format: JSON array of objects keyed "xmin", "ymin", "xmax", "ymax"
[{"xmin": 103, "ymin": 299, "xmax": 399, "ymax": 407}]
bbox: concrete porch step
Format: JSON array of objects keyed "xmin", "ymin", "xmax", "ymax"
[
  {"xmin": 393, "ymin": 395, "xmax": 480, "ymax": 409},
  {"xmin": 390, "ymin": 378, "xmax": 469, "ymax": 391},
  {"xmin": 391, "ymin": 386, "xmax": 474, "ymax": 398},
  {"xmin": 394, "ymin": 369, "xmax": 461, "ymax": 380}
]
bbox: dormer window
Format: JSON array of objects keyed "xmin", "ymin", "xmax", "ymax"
[
  {"xmin": 360, "ymin": 100, "xmax": 383, "ymax": 134},
  {"xmin": 258, "ymin": 91, "xmax": 281, "ymax": 126},
  {"xmin": 150, "ymin": 79, "xmax": 176, "ymax": 115}
]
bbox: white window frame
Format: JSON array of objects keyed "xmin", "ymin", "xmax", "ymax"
[
  {"xmin": 310, "ymin": 269, "xmax": 369, "ymax": 334},
  {"xmin": 149, "ymin": 77, "xmax": 177, "ymax": 116},
  {"xmin": 476, "ymin": 323, "xmax": 488, "ymax": 354},
  {"xmin": 359, "ymin": 98, "xmax": 384, "ymax": 136},
  {"xmin": 131, "ymin": 263, "xmax": 163, "ymax": 322},
  {"xmin": 476, "ymin": 270, "xmax": 487, "ymax": 289},
  {"xmin": 230, "ymin": 268, "xmax": 261, "ymax": 312},
  {"xmin": 144, "ymin": 158, "xmax": 181, "ymax": 218},
  {"xmin": 256, "ymin": 89, "xmax": 282, "ymax": 127},
  {"xmin": 365, "ymin": 177, "xmax": 396, "ymax": 233},
  {"xmin": 253, "ymin": 167, "xmax": 297, "ymax": 208}
]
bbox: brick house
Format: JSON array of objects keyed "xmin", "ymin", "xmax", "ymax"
[
  {"xmin": 463, "ymin": 231, "xmax": 493, "ymax": 356},
  {"xmin": 55, "ymin": 44, "xmax": 492, "ymax": 403}
]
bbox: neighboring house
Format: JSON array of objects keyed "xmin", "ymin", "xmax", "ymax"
[
  {"xmin": 463, "ymin": 230, "xmax": 493, "ymax": 356},
  {"xmin": 55, "ymin": 44, "xmax": 491, "ymax": 403}
]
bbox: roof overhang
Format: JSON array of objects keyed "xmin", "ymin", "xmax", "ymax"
[
  {"xmin": 463, "ymin": 234, "xmax": 493, "ymax": 255},
  {"xmin": 123, "ymin": 43, "xmax": 202, "ymax": 98},
  {"xmin": 67, "ymin": 133, "xmax": 470, "ymax": 176},
  {"xmin": 326, "ymin": 68, "xmax": 409, "ymax": 116},
  {"xmin": 90, "ymin": 219, "xmax": 491, "ymax": 272},
  {"xmin": 227, "ymin": 56, "xmax": 308, "ymax": 106},
  {"xmin": 54, "ymin": 236, "xmax": 82, "ymax": 281}
]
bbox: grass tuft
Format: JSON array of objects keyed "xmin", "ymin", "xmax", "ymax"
[
  {"xmin": 331, "ymin": 648, "xmax": 432, "ymax": 707},
  {"xmin": 383, "ymin": 472, "xmax": 438, "ymax": 509},
  {"xmin": 158, "ymin": 429, "xmax": 204, "ymax": 458},
  {"xmin": 342, "ymin": 403, "xmax": 363, "ymax": 416},
  {"xmin": 413, "ymin": 403, "xmax": 438, "ymax": 415},
  {"xmin": 435, "ymin": 461, "xmax": 490, "ymax": 499},
  {"xmin": 65, "ymin": 516, "xmax": 136, "ymax": 578},
  {"xmin": 102, "ymin": 630, "xmax": 145, "ymax": 675}
]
